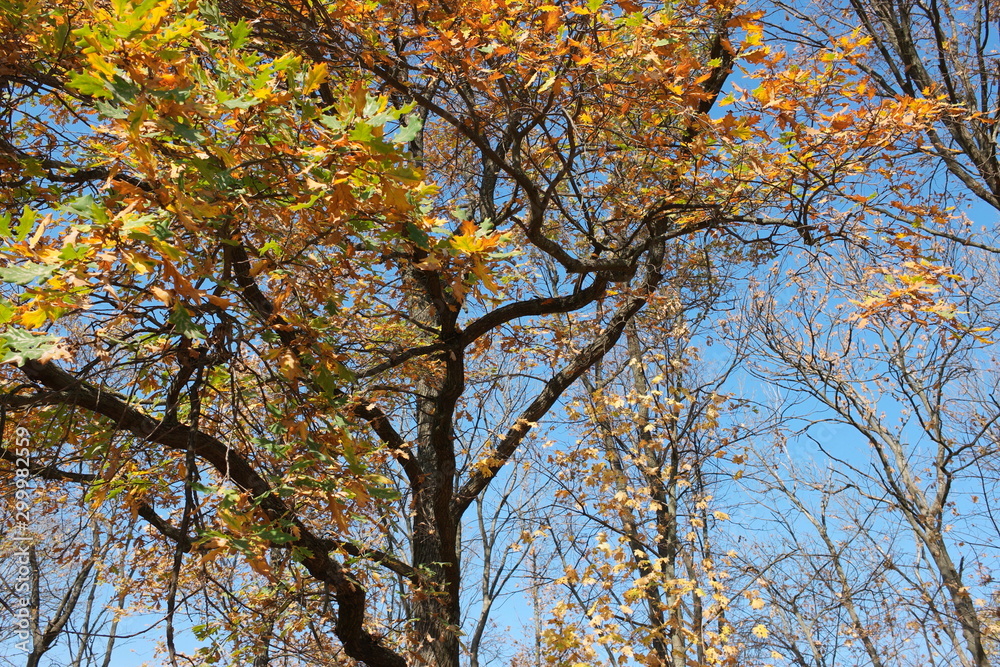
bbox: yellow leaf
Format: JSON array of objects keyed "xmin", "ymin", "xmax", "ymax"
[
  {"xmin": 123, "ymin": 252, "xmax": 154, "ymax": 274},
  {"xmin": 29, "ymin": 217, "xmax": 48, "ymax": 248},
  {"xmin": 744, "ymin": 24, "xmax": 764, "ymax": 46},
  {"xmin": 751, "ymin": 598, "xmax": 766, "ymax": 610},
  {"xmin": 538, "ymin": 74, "xmax": 558, "ymax": 93},
  {"xmin": 542, "ymin": 8, "xmax": 560, "ymax": 31},
  {"xmin": 151, "ymin": 286, "xmax": 173, "ymax": 305},
  {"xmin": 471, "ymin": 259, "xmax": 500, "ymax": 294},
  {"xmin": 753, "ymin": 624, "xmax": 769, "ymax": 638},
  {"xmin": 86, "ymin": 52, "xmax": 116, "ymax": 79},
  {"xmin": 279, "ymin": 350, "xmax": 302, "ymax": 381},
  {"xmin": 205, "ymin": 294, "xmax": 234, "ymax": 308},
  {"xmin": 20, "ymin": 308, "xmax": 48, "ymax": 328},
  {"xmin": 200, "ymin": 537, "xmax": 229, "ymax": 550},
  {"xmin": 302, "ymin": 62, "xmax": 328, "ymax": 94}
]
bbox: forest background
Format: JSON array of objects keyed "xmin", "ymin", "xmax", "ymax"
[{"xmin": 1, "ymin": 0, "xmax": 999, "ymax": 666}]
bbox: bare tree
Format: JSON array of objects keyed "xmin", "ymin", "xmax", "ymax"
[
  {"xmin": 742, "ymin": 243, "xmax": 1000, "ymax": 667},
  {"xmin": 0, "ymin": 503, "xmax": 134, "ymax": 667}
]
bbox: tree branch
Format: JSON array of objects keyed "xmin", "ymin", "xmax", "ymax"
[{"xmin": 14, "ymin": 359, "xmax": 407, "ymax": 667}]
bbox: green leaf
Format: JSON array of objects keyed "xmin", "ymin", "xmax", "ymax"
[
  {"xmin": 69, "ymin": 71, "xmax": 113, "ymax": 98},
  {"xmin": 271, "ymin": 53, "xmax": 299, "ymax": 72},
  {"xmin": 393, "ymin": 115, "xmax": 422, "ymax": 144},
  {"xmin": 363, "ymin": 94, "xmax": 383, "ymax": 117},
  {"xmin": 0, "ymin": 329, "xmax": 61, "ymax": 366},
  {"xmin": 0, "ymin": 299, "xmax": 14, "ymax": 325},
  {"xmin": 185, "ymin": 479, "xmax": 214, "ymax": 495},
  {"xmin": 196, "ymin": 0, "xmax": 223, "ymax": 25},
  {"xmin": 314, "ymin": 365, "xmax": 340, "ymax": 398},
  {"xmin": 220, "ymin": 96, "xmax": 257, "ymax": 110},
  {"xmin": 95, "ymin": 100, "xmax": 129, "ymax": 119},
  {"xmin": 108, "ymin": 74, "xmax": 140, "ymax": 104},
  {"xmin": 389, "ymin": 166, "xmax": 422, "ymax": 184},
  {"xmin": 15, "ymin": 206, "xmax": 37, "ymax": 242},
  {"xmin": 0, "ymin": 263, "xmax": 56, "ymax": 285},
  {"xmin": 319, "ymin": 114, "xmax": 346, "ymax": 132},
  {"xmin": 288, "ymin": 192, "xmax": 322, "ymax": 211},
  {"xmin": 405, "ymin": 221, "xmax": 430, "ymax": 250},
  {"xmin": 332, "ymin": 360, "xmax": 356, "ymax": 382},
  {"xmin": 168, "ymin": 303, "xmax": 206, "ymax": 340},
  {"xmin": 258, "ymin": 240, "xmax": 284, "ymax": 256},
  {"xmin": 169, "ymin": 119, "xmax": 204, "ymax": 144},
  {"xmin": 342, "ymin": 437, "xmax": 364, "ymax": 474},
  {"xmin": 350, "ymin": 121, "xmax": 374, "ymax": 142},
  {"xmin": 59, "ymin": 242, "xmax": 90, "ymax": 261},
  {"xmin": 252, "ymin": 436, "xmax": 290, "ymax": 457},
  {"xmin": 64, "ymin": 195, "xmax": 110, "ymax": 226},
  {"xmin": 290, "ymin": 545, "xmax": 314, "ymax": 562},
  {"xmin": 368, "ymin": 110, "xmax": 396, "ymax": 128},
  {"xmin": 369, "ymin": 485, "xmax": 402, "ymax": 500},
  {"xmin": 228, "ymin": 18, "xmax": 251, "ymax": 48},
  {"xmin": 258, "ymin": 528, "xmax": 298, "ymax": 544},
  {"xmin": 128, "ymin": 0, "xmax": 163, "ymax": 23}
]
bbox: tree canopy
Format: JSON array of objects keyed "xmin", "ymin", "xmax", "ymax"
[{"xmin": 1, "ymin": 0, "xmax": 998, "ymax": 666}]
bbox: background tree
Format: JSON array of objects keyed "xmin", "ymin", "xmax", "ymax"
[
  {"xmin": 769, "ymin": 0, "xmax": 1000, "ymax": 249},
  {"xmin": 536, "ymin": 240, "xmax": 754, "ymax": 667},
  {"xmin": 0, "ymin": 478, "xmax": 139, "ymax": 667},
  {"xmin": 739, "ymin": 242, "xmax": 1000, "ymax": 667}
]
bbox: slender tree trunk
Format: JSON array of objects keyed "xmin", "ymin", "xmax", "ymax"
[{"xmin": 923, "ymin": 531, "xmax": 987, "ymax": 667}]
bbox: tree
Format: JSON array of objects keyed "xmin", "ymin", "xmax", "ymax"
[
  {"xmin": 770, "ymin": 0, "xmax": 1000, "ymax": 241},
  {"xmin": 732, "ymin": 2, "xmax": 1000, "ymax": 662},
  {"xmin": 0, "ymin": 0, "xmax": 956, "ymax": 665},
  {"xmin": 0, "ymin": 462, "xmax": 141, "ymax": 667},
  {"xmin": 744, "ymin": 454, "xmax": 926, "ymax": 667},
  {"xmin": 537, "ymin": 241, "xmax": 754, "ymax": 666},
  {"xmin": 740, "ymin": 242, "xmax": 1000, "ymax": 667}
]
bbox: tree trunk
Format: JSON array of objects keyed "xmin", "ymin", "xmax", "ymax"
[
  {"xmin": 411, "ymin": 478, "xmax": 462, "ymax": 667},
  {"xmin": 408, "ymin": 262, "xmax": 464, "ymax": 667}
]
